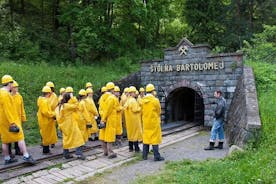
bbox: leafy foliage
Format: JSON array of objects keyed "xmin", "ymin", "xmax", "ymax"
[{"xmin": 243, "ymin": 25, "xmax": 276, "ymax": 64}]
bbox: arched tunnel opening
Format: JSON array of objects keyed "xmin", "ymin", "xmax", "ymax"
[{"xmin": 165, "ymin": 87, "xmax": 204, "ymax": 126}]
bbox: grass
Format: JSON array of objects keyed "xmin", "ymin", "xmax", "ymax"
[
  {"xmin": 0, "ymin": 60, "xmax": 139, "ymax": 145},
  {"xmin": 134, "ymin": 61, "xmax": 276, "ymax": 184}
]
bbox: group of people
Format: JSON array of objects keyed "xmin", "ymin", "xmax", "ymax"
[
  {"xmin": 37, "ymin": 80, "xmax": 165, "ymax": 161},
  {"xmin": 97, "ymin": 82, "xmax": 164, "ymax": 161},
  {"xmin": 1, "ymin": 73, "xmax": 226, "ymax": 166},
  {"xmin": 0, "ymin": 75, "xmax": 35, "ymax": 165},
  {"xmin": 0, "ymin": 74, "xmax": 165, "ymax": 165}
]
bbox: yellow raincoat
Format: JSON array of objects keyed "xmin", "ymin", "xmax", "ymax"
[
  {"xmin": 13, "ymin": 92, "xmax": 26, "ymax": 123},
  {"xmin": 124, "ymin": 97, "xmax": 142, "ymax": 141},
  {"xmin": 141, "ymin": 94, "xmax": 162, "ymax": 145},
  {"xmin": 48, "ymin": 92, "xmax": 58, "ymax": 111},
  {"xmin": 85, "ymin": 97, "xmax": 99, "ymax": 134},
  {"xmin": 99, "ymin": 93, "xmax": 117, "ymax": 142},
  {"xmin": 0, "ymin": 89, "xmax": 24, "ymax": 143},
  {"xmin": 78, "ymin": 99, "xmax": 91, "ymax": 142},
  {"xmin": 58, "ymin": 98, "xmax": 85, "ymax": 149},
  {"xmin": 98, "ymin": 93, "xmax": 109, "ymax": 117},
  {"xmin": 115, "ymin": 97, "xmax": 123, "ymax": 135},
  {"xmin": 37, "ymin": 96, "xmax": 57, "ymax": 146}
]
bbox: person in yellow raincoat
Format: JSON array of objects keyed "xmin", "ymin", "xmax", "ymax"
[
  {"xmin": 85, "ymin": 82, "xmax": 93, "ymax": 90},
  {"xmin": 77, "ymin": 89, "xmax": 91, "ymax": 143},
  {"xmin": 114, "ymin": 86, "xmax": 123, "ymax": 146},
  {"xmin": 0, "ymin": 75, "xmax": 35, "ymax": 165},
  {"xmin": 124, "ymin": 86, "xmax": 142, "ymax": 152},
  {"xmin": 57, "ymin": 93, "xmax": 85, "ymax": 160},
  {"xmin": 137, "ymin": 87, "xmax": 145, "ymax": 106},
  {"xmin": 58, "ymin": 87, "xmax": 66, "ymax": 103},
  {"xmin": 8, "ymin": 80, "xmax": 26, "ymax": 156},
  {"xmin": 98, "ymin": 86, "xmax": 108, "ymax": 118},
  {"xmin": 141, "ymin": 84, "xmax": 164, "ymax": 161},
  {"xmin": 37, "ymin": 86, "xmax": 57, "ymax": 154},
  {"xmin": 46, "ymin": 81, "xmax": 59, "ymax": 148},
  {"xmin": 46, "ymin": 81, "xmax": 59, "ymax": 111},
  {"xmin": 85, "ymin": 88, "xmax": 99, "ymax": 141},
  {"xmin": 98, "ymin": 82, "xmax": 117, "ymax": 159},
  {"xmin": 120, "ymin": 87, "xmax": 129, "ymax": 138}
]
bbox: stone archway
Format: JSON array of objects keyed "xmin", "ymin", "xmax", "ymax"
[{"xmin": 165, "ymin": 87, "xmax": 204, "ymax": 125}]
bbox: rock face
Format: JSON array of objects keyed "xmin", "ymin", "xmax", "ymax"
[{"xmin": 225, "ymin": 67, "xmax": 261, "ymax": 147}]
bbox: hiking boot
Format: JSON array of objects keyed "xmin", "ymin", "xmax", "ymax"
[
  {"xmin": 5, "ymin": 158, "xmax": 18, "ymax": 165},
  {"xmin": 214, "ymin": 142, "xmax": 224, "ymax": 149},
  {"xmin": 204, "ymin": 142, "xmax": 215, "ymax": 150},
  {"xmin": 108, "ymin": 153, "xmax": 117, "ymax": 159},
  {"xmin": 76, "ymin": 155, "xmax": 86, "ymax": 160},
  {"xmin": 23, "ymin": 155, "xmax": 36, "ymax": 165},
  {"xmin": 103, "ymin": 152, "xmax": 108, "ymax": 156},
  {"xmin": 64, "ymin": 154, "xmax": 73, "ymax": 159},
  {"xmin": 154, "ymin": 156, "xmax": 165, "ymax": 161}
]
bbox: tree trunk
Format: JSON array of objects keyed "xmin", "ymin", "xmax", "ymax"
[{"xmin": 8, "ymin": 0, "xmax": 14, "ymax": 27}]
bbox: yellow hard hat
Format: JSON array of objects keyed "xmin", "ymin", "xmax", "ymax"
[
  {"xmin": 2, "ymin": 75, "xmax": 13, "ymax": 84},
  {"xmin": 106, "ymin": 82, "xmax": 115, "ymax": 90},
  {"xmin": 46, "ymin": 81, "xmax": 55, "ymax": 88},
  {"xmin": 135, "ymin": 90, "xmax": 139, "ymax": 95},
  {"xmin": 86, "ymin": 88, "xmax": 93, "ymax": 94},
  {"xmin": 129, "ymin": 86, "xmax": 137, "ymax": 93},
  {"xmin": 146, "ymin": 84, "xmax": 155, "ymax": 92},
  {"xmin": 78, "ymin": 89, "xmax": 87, "ymax": 96},
  {"xmin": 139, "ymin": 87, "xmax": 145, "ymax": 92},
  {"xmin": 86, "ymin": 82, "xmax": 92, "ymax": 88},
  {"xmin": 114, "ymin": 86, "xmax": 120, "ymax": 92},
  {"xmin": 13, "ymin": 80, "xmax": 19, "ymax": 87},
  {"xmin": 124, "ymin": 87, "xmax": 129, "ymax": 93},
  {"xmin": 59, "ymin": 87, "xmax": 65, "ymax": 94},
  {"xmin": 101, "ymin": 86, "xmax": 107, "ymax": 92},
  {"xmin": 65, "ymin": 86, "xmax": 74, "ymax": 93},
  {"xmin": 42, "ymin": 86, "xmax": 51, "ymax": 93}
]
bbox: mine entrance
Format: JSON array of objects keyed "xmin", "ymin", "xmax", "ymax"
[{"xmin": 165, "ymin": 87, "xmax": 204, "ymax": 126}]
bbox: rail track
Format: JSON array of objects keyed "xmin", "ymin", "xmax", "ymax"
[{"xmin": 0, "ymin": 122, "xmax": 201, "ymax": 181}]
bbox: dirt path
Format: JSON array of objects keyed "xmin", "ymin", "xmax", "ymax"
[{"xmin": 83, "ymin": 131, "xmax": 229, "ymax": 184}]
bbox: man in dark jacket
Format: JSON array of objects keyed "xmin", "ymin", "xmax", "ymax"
[{"xmin": 204, "ymin": 90, "xmax": 226, "ymax": 150}]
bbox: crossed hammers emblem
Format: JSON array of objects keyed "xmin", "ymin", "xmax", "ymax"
[{"xmin": 178, "ymin": 45, "xmax": 188, "ymax": 56}]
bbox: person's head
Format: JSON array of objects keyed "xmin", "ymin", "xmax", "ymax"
[
  {"xmin": 77, "ymin": 89, "xmax": 87, "ymax": 101},
  {"xmin": 46, "ymin": 81, "xmax": 55, "ymax": 93},
  {"xmin": 214, "ymin": 90, "xmax": 222, "ymax": 98},
  {"xmin": 146, "ymin": 83, "xmax": 155, "ymax": 95},
  {"xmin": 101, "ymin": 86, "xmax": 107, "ymax": 94},
  {"xmin": 59, "ymin": 87, "xmax": 65, "ymax": 96},
  {"xmin": 11, "ymin": 80, "xmax": 19, "ymax": 94},
  {"xmin": 1, "ymin": 75, "xmax": 14, "ymax": 90},
  {"xmin": 114, "ymin": 86, "xmax": 120, "ymax": 97},
  {"xmin": 139, "ymin": 87, "xmax": 145, "ymax": 96},
  {"xmin": 60, "ymin": 93, "xmax": 71, "ymax": 105},
  {"xmin": 106, "ymin": 82, "xmax": 115, "ymax": 93},
  {"xmin": 86, "ymin": 88, "xmax": 93, "ymax": 97},
  {"xmin": 42, "ymin": 86, "xmax": 51, "ymax": 98},
  {"xmin": 128, "ymin": 86, "xmax": 136, "ymax": 97},
  {"xmin": 65, "ymin": 86, "xmax": 74, "ymax": 97},
  {"xmin": 86, "ymin": 82, "xmax": 93, "ymax": 89}
]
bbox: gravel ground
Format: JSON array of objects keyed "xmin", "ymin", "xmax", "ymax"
[{"xmin": 84, "ymin": 131, "xmax": 229, "ymax": 184}]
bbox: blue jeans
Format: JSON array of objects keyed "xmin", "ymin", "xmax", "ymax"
[{"xmin": 210, "ymin": 118, "xmax": 224, "ymax": 141}]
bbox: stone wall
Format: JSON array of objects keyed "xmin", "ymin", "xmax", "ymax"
[
  {"xmin": 140, "ymin": 38, "xmax": 244, "ymax": 126},
  {"xmin": 225, "ymin": 67, "xmax": 261, "ymax": 147}
]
